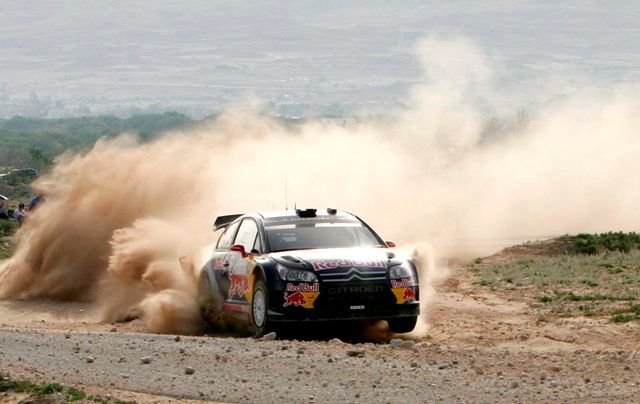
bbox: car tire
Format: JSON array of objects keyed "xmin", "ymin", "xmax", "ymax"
[
  {"xmin": 198, "ymin": 273, "xmax": 218, "ymax": 324},
  {"xmin": 251, "ymin": 279, "xmax": 270, "ymax": 337},
  {"xmin": 387, "ymin": 316, "xmax": 418, "ymax": 333}
]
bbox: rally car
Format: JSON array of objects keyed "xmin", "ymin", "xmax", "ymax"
[{"xmin": 198, "ymin": 208, "xmax": 419, "ymax": 336}]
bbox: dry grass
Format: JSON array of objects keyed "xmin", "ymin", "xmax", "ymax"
[{"xmin": 471, "ymin": 241, "xmax": 640, "ymax": 321}]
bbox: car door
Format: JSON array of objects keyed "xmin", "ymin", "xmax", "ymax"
[
  {"xmin": 211, "ymin": 220, "xmax": 241, "ymax": 301},
  {"xmin": 225, "ymin": 218, "xmax": 261, "ymax": 307}
]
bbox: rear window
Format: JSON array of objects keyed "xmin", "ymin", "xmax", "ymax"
[{"xmin": 217, "ymin": 221, "xmax": 240, "ymax": 250}]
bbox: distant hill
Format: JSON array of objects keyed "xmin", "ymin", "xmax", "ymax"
[{"xmin": 0, "ymin": 112, "xmax": 194, "ymax": 170}]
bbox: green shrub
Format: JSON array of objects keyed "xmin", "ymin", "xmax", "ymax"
[
  {"xmin": 574, "ymin": 232, "xmax": 640, "ymax": 254},
  {"xmin": 0, "ymin": 373, "xmax": 86, "ymax": 401},
  {"xmin": 611, "ymin": 314, "xmax": 634, "ymax": 323},
  {"xmin": 559, "ymin": 292, "xmax": 634, "ymax": 302},
  {"xmin": 580, "ymin": 279, "xmax": 599, "ymax": 287}
]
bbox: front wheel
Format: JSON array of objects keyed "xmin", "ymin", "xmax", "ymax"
[
  {"xmin": 387, "ymin": 316, "xmax": 417, "ymax": 333},
  {"xmin": 251, "ymin": 279, "xmax": 271, "ymax": 337}
]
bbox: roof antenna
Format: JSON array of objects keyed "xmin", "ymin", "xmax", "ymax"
[{"xmin": 285, "ymin": 174, "xmax": 288, "ymax": 210}]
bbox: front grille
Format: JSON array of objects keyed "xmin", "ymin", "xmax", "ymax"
[
  {"xmin": 316, "ymin": 282, "xmax": 395, "ymax": 309},
  {"xmin": 318, "ymin": 267, "xmax": 387, "ymax": 283}
]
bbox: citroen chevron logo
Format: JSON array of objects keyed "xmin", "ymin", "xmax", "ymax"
[
  {"xmin": 323, "ymin": 274, "xmax": 387, "ymax": 282},
  {"xmin": 320, "ymin": 267, "xmax": 387, "ymax": 282}
]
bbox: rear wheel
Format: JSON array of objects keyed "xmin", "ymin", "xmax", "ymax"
[
  {"xmin": 387, "ymin": 316, "xmax": 417, "ymax": 333},
  {"xmin": 251, "ymin": 279, "xmax": 271, "ymax": 337},
  {"xmin": 198, "ymin": 273, "xmax": 215, "ymax": 322}
]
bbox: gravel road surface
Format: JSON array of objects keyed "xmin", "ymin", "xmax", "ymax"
[{"xmin": 1, "ymin": 255, "xmax": 639, "ymax": 403}]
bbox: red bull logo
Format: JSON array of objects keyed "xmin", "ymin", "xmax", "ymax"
[
  {"xmin": 283, "ymin": 291, "xmax": 307, "ymax": 307},
  {"xmin": 228, "ymin": 274, "xmax": 249, "ymax": 299},
  {"xmin": 311, "ymin": 259, "xmax": 387, "ymax": 271},
  {"xmin": 403, "ymin": 287, "xmax": 416, "ymax": 302}
]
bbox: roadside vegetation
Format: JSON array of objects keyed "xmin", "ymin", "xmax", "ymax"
[
  {"xmin": 0, "ymin": 112, "xmax": 198, "ymax": 202},
  {"xmin": 0, "ymin": 112, "xmax": 194, "ymax": 173},
  {"xmin": 0, "ymin": 372, "xmax": 128, "ymax": 403},
  {"xmin": 0, "ymin": 112, "xmax": 302, "ymax": 201},
  {"xmin": 0, "ymin": 221, "xmax": 17, "ymax": 260},
  {"xmin": 471, "ymin": 232, "xmax": 640, "ymax": 322},
  {"xmin": 573, "ymin": 232, "xmax": 640, "ymax": 254},
  {"xmin": 0, "ymin": 112, "xmax": 302, "ymax": 173}
]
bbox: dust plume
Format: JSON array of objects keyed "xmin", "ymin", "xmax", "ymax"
[{"xmin": 1, "ymin": 37, "xmax": 640, "ymax": 336}]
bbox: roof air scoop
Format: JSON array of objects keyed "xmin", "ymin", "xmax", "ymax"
[{"xmin": 295, "ymin": 208, "xmax": 317, "ymax": 218}]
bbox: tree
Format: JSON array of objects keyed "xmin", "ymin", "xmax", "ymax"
[{"xmin": 28, "ymin": 147, "xmax": 53, "ymax": 171}]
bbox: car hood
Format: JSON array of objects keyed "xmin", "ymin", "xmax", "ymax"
[{"xmin": 270, "ymin": 247, "xmax": 403, "ymax": 271}]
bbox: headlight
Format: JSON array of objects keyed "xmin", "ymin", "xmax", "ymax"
[
  {"xmin": 277, "ymin": 264, "xmax": 318, "ymax": 282},
  {"xmin": 389, "ymin": 262, "xmax": 413, "ymax": 279},
  {"xmin": 288, "ymin": 270, "xmax": 318, "ymax": 282}
]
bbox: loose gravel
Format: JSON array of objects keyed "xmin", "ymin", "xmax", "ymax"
[{"xmin": 1, "ymin": 328, "xmax": 639, "ymax": 403}]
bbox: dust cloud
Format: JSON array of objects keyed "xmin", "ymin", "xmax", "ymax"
[{"xmin": 1, "ymin": 37, "xmax": 639, "ymax": 335}]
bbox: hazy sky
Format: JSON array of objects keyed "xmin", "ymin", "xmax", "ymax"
[{"xmin": 2, "ymin": 1, "xmax": 640, "ymax": 116}]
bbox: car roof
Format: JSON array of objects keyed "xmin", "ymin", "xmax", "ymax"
[
  {"xmin": 255, "ymin": 209, "xmax": 354, "ymax": 220},
  {"xmin": 214, "ymin": 209, "xmax": 360, "ymax": 231}
]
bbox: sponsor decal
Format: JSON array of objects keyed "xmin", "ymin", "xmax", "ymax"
[
  {"xmin": 283, "ymin": 291, "xmax": 307, "ymax": 307},
  {"xmin": 391, "ymin": 286, "xmax": 418, "ymax": 304},
  {"xmin": 286, "ymin": 283, "xmax": 320, "ymax": 292},
  {"xmin": 391, "ymin": 278, "xmax": 415, "ymax": 288},
  {"xmin": 403, "ymin": 287, "xmax": 416, "ymax": 302},
  {"xmin": 264, "ymin": 216, "xmax": 356, "ymax": 226},
  {"xmin": 328, "ymin": 285, "xmax": 385, "ymax": 294},
  {"xmin": 311, "ymin": 259, "xmax": 387, "ymax": 271},
  {"xmin": 215, "ymin": 255, "xmax": 235, "ymax": 270},
  {"xmin": 283, "ymin": 291, "xmax": 320, "ymax": 309},
  {"xmin": 228, "ymin": 274, "xmax": 250, "ymax": 299}
]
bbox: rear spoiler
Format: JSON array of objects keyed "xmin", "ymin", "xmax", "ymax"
[{"xmin": 213, "ymin": 214, "xmax": 243, "ymax": 231}]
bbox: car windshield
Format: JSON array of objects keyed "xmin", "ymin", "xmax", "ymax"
[{"xmin": 266, "ymin": 221, "xmax": 383, "ymax": 252}]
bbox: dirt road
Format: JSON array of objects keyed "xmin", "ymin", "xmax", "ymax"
[{"xmin": 1, "ymin": 256, "xmax": 639, "ymax": 403}]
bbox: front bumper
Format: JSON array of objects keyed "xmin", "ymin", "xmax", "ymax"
[
  {"xmin": 267, "ymin": 302, "xmax": 419, "ymax": 322},
  {"xmin": 267, "ymin": 280, "xmax": 420, "ymax": 323}
]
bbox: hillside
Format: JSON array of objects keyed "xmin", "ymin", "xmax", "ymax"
[{"xmin": 0, "ymin": 112, "xmax": 194, "ymax": 171}]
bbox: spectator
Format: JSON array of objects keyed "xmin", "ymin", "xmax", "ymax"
[
  {"xmin": 0, "ymin": 201, "xmax": 8, "ymax": 220},
  {"xmin": 13, "ymin": 203, "xmax": 28, "ymax": 224},
  {"xmin": 29, "ymin": 194, "xmax": 45, "ymax": 211}
]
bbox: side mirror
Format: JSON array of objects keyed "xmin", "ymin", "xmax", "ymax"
[
  {"xmin": 386, "ymin": 241, "xmax": 396, "ymax": 248},
  {"xmin": 230, "ymin": 244, "xmax": 247, "ymax": 257}
]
